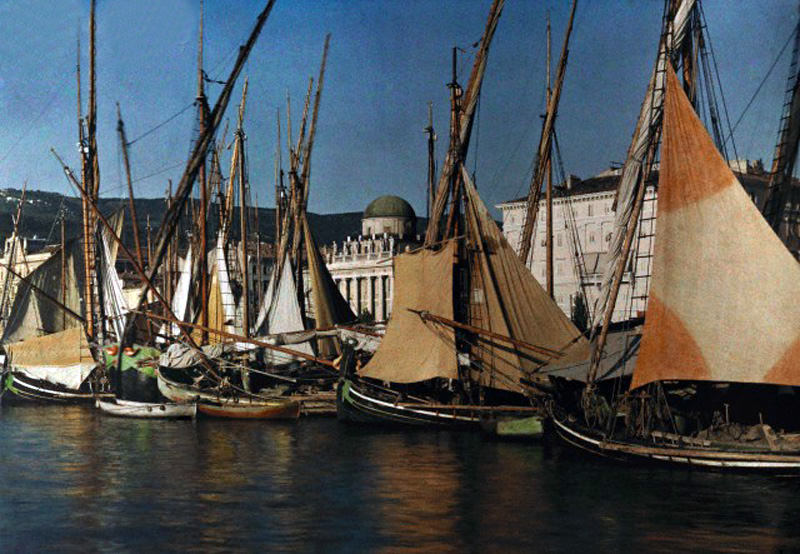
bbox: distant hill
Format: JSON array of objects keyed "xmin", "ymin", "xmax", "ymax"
[{"xmin": 0, "ymin": 188, "xmax": 428, "ymax": 252}]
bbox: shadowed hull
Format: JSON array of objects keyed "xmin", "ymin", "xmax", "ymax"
[
  {"xmin": 337, "ymin": 377, "xmax": 481, "ymax": 428},
  {"xmin": 550, "ymin": 408, "xmax": 800, "ymax": 472}
]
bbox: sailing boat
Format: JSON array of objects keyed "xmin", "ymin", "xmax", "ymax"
[
  {"xmin": 337, "ymin": 0, "xmax": 588, "ymax": 429},
  {"xmin": 550, "ymin": 63, "xmax": 800, "ymax": 470}
]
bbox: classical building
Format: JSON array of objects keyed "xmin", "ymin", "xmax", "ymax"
[
  {"xmin": 323, "ymin": 195, "xmax": 421, "ymax": 321},
  {"xmin": 497, "ymin": 160, "xmax": 771, "ymax": 323}
]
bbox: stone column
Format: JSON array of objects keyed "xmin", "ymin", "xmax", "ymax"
[{"xmin": 368, "ymin": 275, "xmax": 375, "ymax": 317}]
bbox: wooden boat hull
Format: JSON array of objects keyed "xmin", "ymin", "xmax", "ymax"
[
  {"xmin": 337, "ymin": 377, "xmax": 482, "ymax": 428},
  {"xmin": 550, "ymin": 409, "xmax": 800, "ymax": 472},
  {"xmin": 1, "ymin": 371, "xmax": 107, "ymax": 404},
  {"xmin": 196, "ymin": 399, "xmax": 300, "ymax": 419},
  {"xmin": 96, "ymin": 398, "xmax": 196, "ymax": 419}
]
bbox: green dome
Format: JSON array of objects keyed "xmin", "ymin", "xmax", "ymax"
[{"xmin": 363, "ymin": 195, "xmax": 416, "ymax": 219}]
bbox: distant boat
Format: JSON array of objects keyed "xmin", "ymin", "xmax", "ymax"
[{"xmin": 96, "ymin": 397, "xmax": 196, "ymax": 419}]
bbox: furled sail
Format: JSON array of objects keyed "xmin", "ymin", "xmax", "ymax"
[
  {"xmin": 461, "ymin": 167, "xmax": 587, "ymax": 392},
  {"xmin": 302, "ymin": 215, "xmax": 355, "ymax": 357},
  {"xmin": 359, "ymin": 240, "xmax": 458, "ymax": 383},
  {"xmin": 631, "ymin": 65, "xmax": 800, "ymax": 389},
  {"xmin": 595, "ymin": 0, "xmax": 696, "ymax": 323},
  {"xmin": 215, "ymin": 232, "xmax": 237, "ymax": 332},
  {"xmin": 161, "ymin": 246, "xmax": 193, "ymax": 339}
]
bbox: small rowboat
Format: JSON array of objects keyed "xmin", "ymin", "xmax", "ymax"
[
  {"xmin": 196, "ymin": 398, "xmax": 300, "ymax": 419},
  {"xmin": 96, "ymin": 398, "xmax": 196, "ymax": 419}
]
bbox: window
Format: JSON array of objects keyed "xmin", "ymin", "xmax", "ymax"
[
  {"xmin": 557, "ymin": 233, "xmax": 563, "ymax": 247},
  {"xmin": 589, "ymin": 233, "xmax": 596, "ymax": 244},
  {"xmin": 588, "ymin": 204, "xmax": 594, "ymax": 217}
]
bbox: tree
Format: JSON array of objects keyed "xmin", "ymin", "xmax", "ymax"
[{"xmin": 571, "ymin": 292, "xmax": 589, "ymax": 335}]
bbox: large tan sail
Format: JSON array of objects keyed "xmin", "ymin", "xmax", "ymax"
[
  {"xmin": 462, "ymin": 167, "xmax": 587, "ymax": 391},
  {"xmin": 359, "ymin": 240, "xmax": 458, "ymax": 383},
  {"xmin": 631, "ymin": 65, "xmax": 800, "ymax": 389}
]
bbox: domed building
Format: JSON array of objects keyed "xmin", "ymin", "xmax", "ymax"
[
  {"xmin": 362, "ymin": 195, "xmax": 417, "ymax": 237},
  {"xmin": 323, "ymin": 195, "xmax": 422, "ymax": 321}
]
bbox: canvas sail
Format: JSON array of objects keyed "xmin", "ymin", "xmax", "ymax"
[
  {"xmin": 302, "ymin": 215, "xmax": 355, "ymax": 357},
  {"xmin": 263, "ymin": 249, "xmax": 313, "ymax": 363},
  {"xmin": 2, "ymin": 237, "xmax": 85, "ymax": 344},
  {"xmin": 631, "ymin": 65, "xmax": 800, "ymax": 390},
  {"xmin": 99, "ymin": 232, "xmax": 128, "ymax": 341},
  {"xmin": 160, "ymin": 246, "xmax": 193, "ymax": 339},
  {"xmin": 359, "ymin": 240, "xmax": 458, "ymax": 383},
  {"xmin": 6, "ymin": 327, "xmax": 95, "ymax": 389},
  {"xmin": 461, "ymin": 167, "xmax": 588, "ymax": 392}
]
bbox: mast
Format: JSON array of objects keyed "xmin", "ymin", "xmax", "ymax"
[
  {"xmin": 125, "ymin": 0, "xmax": 277, "ymax": 347},
  {"xmin": 545, "ymin": 12, "xmax": 554, "ymax": 298},
  {"xmin": 425, "ymin": 0, "xmax": 504, "ymax": 246},
  {"xmin": 588, "ymin": 0, "xmax": 696, "ymax": 384},
  {"xmin": 275, "ymin": 109, "xmax": 282, "ymax": 252},
  {"xmin": 146, "ymin": 214, "xmax": 152, "ymax": 268},
  {"xmin": 764, "ymin": 10, "xmax": 800, "ymax": 252},
  {"xmin": 80, "ymin": 0, "xmax": 98, "ymax": 341},
  {"xmin": 61, "ymin": 210, "xmax": 67, "ymax": 330},
  {"xmin": 517, "ymin": 0, "xmax": 577, "ymax": 265},
  {"xmin": 425, "ymin": 102, "xmax": 436, "ymax": 220},
  {"xmin": 237, "ymin": 78, "xmax": 250, "ymax": 336},
  {"xmin": 0, "ymin": 184, "xmax": 27, "ymax": 326},
  {"xmin": 197, "ymin": 0, "xmax": 210, "ymax": 342},
  {"xmin": 117, "ymin": 104, "xmax": 144, "ymax": 268}
]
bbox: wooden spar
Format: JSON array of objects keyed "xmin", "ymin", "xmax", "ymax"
[
  {"xmin": 0, "ymin": 183, "xmax": 26, "ymax": 323},
  {"xmin": 425, "ymin": 101, "xmax": 436, "ymax": 220},
  {"xmin": 165, "ymin": 182, "xmax": 173, "ymax": 305},
  {"xmin": 442, "ymin": 47, "xmax": 462, "ymax": 241},
  {"xmin": 116, "ymin": 104, "xmax": 144, "ymax": 268},
  {"xmin": 274, "ymin": 109, "xmax": 282, "ymax": 251},
  {"xmin": 134, "ymin": 310, "xmax": 337, "ymax": 368},
  {"xmin": 127, "ymin": 0, "xmax": 276, "ymax": 348},
  {"xmin": 0, "ymin": 257, "xmax": 84, "ymax": 324},
  {"xmin": 299, "ymin": 34, "xmax": 330, "ymax": 211},
  {"xmin": 409, "ymin": 309, "xmax": 565, "ymax": 359},
  {"xmin": 61, "ymin": 210, "xmax": 67, "ymax": 329},
  {"xmin": 425, "ymin": 0, "xmax": 504, "ymax": 246},
  {"xmin": 77, "ymin": 7, "xmax": 95, "ymax": 340},
  {"xmin": 517, "ymin": 0, "xmax": 577, "ymax": 264},
  {"xmin": 587, "ymin": 145, "xmax": 654, "ymax": 384},
  {"xmin": 197, "ymin": 1, "xmax": 209, "ymax": 343},
  {"xmin": 50, "ymin": 148, "xmax": 201, "ymax": 351},
  {"xmin": 237, "ymin": 78, "xmax": 251, "ymax": 336},
  {"xmin": 545, "ymin": 13, "xmax": 554, "ymax": 298},
  {"xmin": 88, "ymin": 0, "xmax": 99, "ymax": 198},
  {"xmin": 146, "ymin": 215, "xmax": 152, "ymax": 268}
]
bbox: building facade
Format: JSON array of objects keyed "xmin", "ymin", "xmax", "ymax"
[
  {"xmin": 497, "ymin": 160, "xmax": 771, "ymax": 324},
  {"xmin": 323, "ymin": 195, "xmax": 420, "ymax": 321}
]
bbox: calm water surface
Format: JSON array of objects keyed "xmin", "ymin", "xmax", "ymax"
[{"xmin": 1, "ymin": 405, "xmax": 799, "ymax": 552}]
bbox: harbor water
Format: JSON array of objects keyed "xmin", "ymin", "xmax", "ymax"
[{"xmin": 1, "ymin": 405, "xmax": 799, "ymax": 552}]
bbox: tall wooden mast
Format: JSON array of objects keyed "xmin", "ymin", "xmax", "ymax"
[
  {"xmin": 425, "ymin": 102, "xmax": 436, "ymax": 221},
  {"xmin": 79, "ymin": 0, "xmax": 98, "ymax": 340},
  {"xmin": 764, "ymin": 10, "xmax": 800, "ymax": 255},
  {"xmin": 544, "ymin": 12, "xmax": 554, "ymax": 298},
  {"xmin": 517, "ymin": 0, "xmax": 577, "ymax": 265},
  {"xmin": 236, "ymin": 78, "xmax": 250, "ymax": 336},
  {"xmin": 117, "ymin": 104, "xmax": 144, "ymax": 268},
  {"xmin": 197, "ymin": 0, "xmax": 210, "ymax": 342}
]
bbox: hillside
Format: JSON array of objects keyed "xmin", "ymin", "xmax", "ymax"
[{"xmin": 0, "ymin": 188, "xmax": 427, "ymax": 252}]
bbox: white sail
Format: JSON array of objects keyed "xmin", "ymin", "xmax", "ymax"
[
  {"xmin": 100, "ymin": 232, "xmax": 128, "ymax": 341},
  {"xmin": 264, "ymin": 252, "xmax": 312, "ymax": 364},
  {"xmin": 215, "ymin": 232, "xmax": 237, "ymax": 334}
]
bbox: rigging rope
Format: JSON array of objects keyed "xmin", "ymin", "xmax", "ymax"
[
  {"xmin": 126, "ymin": 102, "xmax": 195, "ymax": 147},
  {"xmin": 722, "ymin": 26, "xmax": 794, "ymax": 149}
]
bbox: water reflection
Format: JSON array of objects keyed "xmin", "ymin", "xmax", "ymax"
[{"xmin": 1, "ymin": 406, "xmax": 800, "ymax": 552}]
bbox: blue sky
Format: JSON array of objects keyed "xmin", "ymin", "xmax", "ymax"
[{"xmin": 0, "ymin": 0, "xmax": 796, "ymax": 218}]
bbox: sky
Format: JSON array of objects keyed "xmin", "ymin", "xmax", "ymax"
[{"xmin": 0, "ymin": 0, "xmax": 796, "ymax": 220}]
